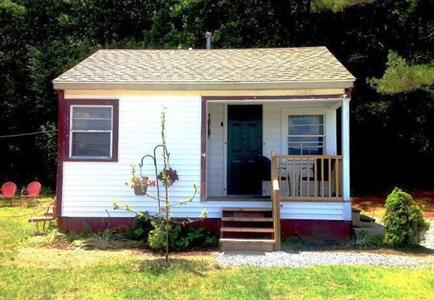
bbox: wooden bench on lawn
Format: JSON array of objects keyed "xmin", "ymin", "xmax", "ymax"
[{"xmin": 29, "ymin": 198, "xmax": 56, "ymax": 231}]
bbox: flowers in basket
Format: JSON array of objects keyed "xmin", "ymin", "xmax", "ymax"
[
  {"xmin": 126, "ymin": 165, "xmax": 156, "ymax": 195},
  {"xmin": 157, "ymin": 167, "xmax": 179, "ymax": 187}
]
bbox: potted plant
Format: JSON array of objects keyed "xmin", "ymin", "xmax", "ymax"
[
  {"xmin": 157, "ymin": 167, "xmax": 179, "ymax": 187},
  {"xmin": 126, "ymin": 165, "xmax": 155, "ymax": 195}
]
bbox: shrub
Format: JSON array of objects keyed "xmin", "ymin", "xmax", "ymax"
[
  {"xmin": 147, "ymin": 220, "xmax": 218, "ymax": 251},
  {"xmin": 383, "ymin": 187, "xmax": 430, "ymax": 247},
  {"xmin": 147, "ymin": 219, "xmax": 167, "ymax": 250},
  {"xmin": 129, "ymin": 212, "xmax": 153, "ymax": 241}
]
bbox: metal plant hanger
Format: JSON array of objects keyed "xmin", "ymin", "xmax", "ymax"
[{"xmin": 138, "ymin": 144, "xmax": 170, "ymax": 212}]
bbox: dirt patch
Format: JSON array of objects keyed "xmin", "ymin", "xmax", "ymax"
[{"xmin": 352, "ymin": 191, "xmax": 434, "ymax": 218}]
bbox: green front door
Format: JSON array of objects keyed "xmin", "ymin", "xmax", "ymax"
[{"xmin": 227, "ymin": 105, "xmax": 262, "ymax": 195}]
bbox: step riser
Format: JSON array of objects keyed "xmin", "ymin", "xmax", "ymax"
[
  {"xmin": 222, "ymin": 208, "xmax": 272, "ymax": 212},
  {"xmin": 221, "ymin": 232, "xmax": 273, "ymax": 239},
  {"xmin": 220, "ymin": 241, "xmax": 275, "ymax": 252},
  {"xmin": 223, "ymin": 212, "xmax": 272, "ymax": 218},
  {"xmin": 221, "ymin": 222, "xmax": 272, "ymax": 229},
  {"xmin": 222, "ymin": 217, "xmax": 273, "ymax": 222}
]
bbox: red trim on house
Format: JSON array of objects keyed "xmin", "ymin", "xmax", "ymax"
[
  {"xmin": 202, "ymin": 94, "xmax": 345, "ymax": 101},
  {"xmin": 55, "ymin": 90, "xmax": 66, "ymax": 217},
  {"xmin": 200, "ymin": 98, "xmax": 207, "ymax": 201},
  {"xmin": 59, "ymin": 216, "xmax": 351, "ymax": 240},
  {"xmin": 58, "ymin": 217, "xmax": 135, "ymax": 233},
  {"xmin": 63, "ymin": 99, "xmax": 119, "ymax": 162},
  {"xmin": 281, "ymin": 219, "xmax": 351, "ymax": 241}
]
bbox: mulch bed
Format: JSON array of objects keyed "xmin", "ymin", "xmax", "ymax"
[{"xmin": 352, "ymin": 191, "xmax": 434, "ymax": 218}]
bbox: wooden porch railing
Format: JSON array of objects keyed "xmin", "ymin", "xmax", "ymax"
[
  {"xmin": 271, "ymin": 153, "xmax": 343, "ymax": 202},
  {"xmin": 271, "ymin": 152, "xmax": 281, "ymax": 250}
]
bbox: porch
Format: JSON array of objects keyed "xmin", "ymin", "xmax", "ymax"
[
  {"xmin": 202, "ymin": 95, "xmax": 350, "ymax": 203},
  {"xmin": 201, "ymin": 95, "xmax": 351, "ymax": 251}
]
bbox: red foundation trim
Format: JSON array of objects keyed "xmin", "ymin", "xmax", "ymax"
[
  {"xmin": 59, "ymin": 217, "xmax": 135, "ymax": 233},
  {"xmin": 281, "ymin": 219, "xmax": 351, "ymax": 241},
  {"xmin": 55, "ymin": 90, "xmax": 66, "ymax": 217},
  {"xmin": 59, "ymin": 217, "xmax": 350, "ymax": 240}
]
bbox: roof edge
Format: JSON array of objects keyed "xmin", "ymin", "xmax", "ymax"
[{"xmin": 53, "ymin": 80, "xmax": 354, "ymax": 91}]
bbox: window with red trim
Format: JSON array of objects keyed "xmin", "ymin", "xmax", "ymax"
[{"xmin": 66, "ymin": 99, "xmax": 118, "ymax": 161}]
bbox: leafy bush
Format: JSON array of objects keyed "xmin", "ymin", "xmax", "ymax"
[
  {"xmin": 383, "ymin": 187, "xmax": 430, "ymax": 247},
  {"xmin": 147, "ymin": 220, "xmax": 218, "ymax": 251},
  {"xmin": 147, "ymin": 219, "xmax": 167, "ymax": 250},
  {"xmin": 129, "ymin": 212, "xmax": 153, "ymax": 241}
]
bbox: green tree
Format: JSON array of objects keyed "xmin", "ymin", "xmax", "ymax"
[
  {"xmin": 369, "ymin": 51, "xmax": 434, "ymax": 94},
  {"xmin": 311, "ymin": 0, "xmax": 375, "ymax": 12}
]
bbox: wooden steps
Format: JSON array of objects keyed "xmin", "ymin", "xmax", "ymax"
[
  {"xmin": 221, "ymin": 227, "xmax": 274, "ymax": 233},
  {"xmin": 221, "ymin": 217, "xmax": 273, "ymax": 222},
  {"xmin": 222, "ymin": 207, "xmax": 272, "ymax": 212},
  {"xmin": 220, "ymin": 238, "xmax": 275, "ymax": 252},
  {"xmin": 220, "ymin": 207, "xmax": 276, "ymax": 252}
]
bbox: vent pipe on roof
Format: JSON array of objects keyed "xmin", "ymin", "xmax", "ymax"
[{"xmin": 205, "ymin": 32, "xmax": 212, "ymax": 49}]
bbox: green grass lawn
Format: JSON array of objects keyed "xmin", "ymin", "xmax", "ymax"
[{"xmin": 1, "ymin": 197, "xmax": 433, "ymax": 300}]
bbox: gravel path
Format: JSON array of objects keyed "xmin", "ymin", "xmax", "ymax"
[
  {"xmin": 215, "ymin": 250, "xmax": 434, "ymax": 268},
  {"xmin": 217, "ymin": 219, "xmax": 434, "ymax": 268}
]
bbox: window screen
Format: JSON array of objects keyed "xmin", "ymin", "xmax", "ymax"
[
  {"xmin": 70, "ymin": 106, "xmax": 112, "ymax": 158},
  {"xmin": 288, "ymin": 115, "xmax": 324, "ymax": 155}
]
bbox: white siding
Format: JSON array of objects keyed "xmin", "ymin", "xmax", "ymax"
[
  {"xmin": 206, "ymin": 103, "xmax": 225, "ymax": 197},
  {"xmin": 62, "ymin": 96, "xmax": 202, "ymax": 218},
  {"xmin": 62, "ymin": 96, "xmax": 346, "ymax": 221}
]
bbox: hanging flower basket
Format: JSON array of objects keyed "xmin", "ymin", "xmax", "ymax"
[
  {"xmin": 157, "ymin": 167, "xmax": 179, "ymax": 187},
  {"xmin": 126, "ymin": 165, "xmax": 155, "ymax": 196},
  {"xmin": 134, "ymin": 185, "xmax": 148, "ymax": 195}
]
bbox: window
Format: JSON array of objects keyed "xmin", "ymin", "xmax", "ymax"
[
  {"xmin": 287, "ymin": 115, "xmax": 324, "ymax": 155},
  {"xmin": 67, "ymin": 100, "xmax": 118, "ymax": 161}
]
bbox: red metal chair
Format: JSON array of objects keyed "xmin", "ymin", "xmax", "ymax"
[
  {"xmin": 21, "ymin": 181, "xmax": 42, "ymax": 198},
  {"xmin": 0, "ymin": 182, "xmax": 17, "ymax": 198}
]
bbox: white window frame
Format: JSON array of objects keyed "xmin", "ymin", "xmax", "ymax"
[
  {"xmin": 69, "ymin": 105, "xmax": 114, "ymax": 160},
  {"xmin": 281, "ymin": 108, "xmax": 326, "ymax": 156}
]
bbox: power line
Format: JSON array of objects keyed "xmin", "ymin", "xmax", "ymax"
[{"xmin": 0, "ymin": 129, "xmax": 57, "ymax": 139}]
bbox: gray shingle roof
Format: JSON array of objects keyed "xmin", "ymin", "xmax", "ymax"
[{"xmin": 53, "ymin": 47, "xmax": 355, "ymax": 90}]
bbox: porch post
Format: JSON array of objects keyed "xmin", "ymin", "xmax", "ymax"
[
  {"xmin": 200, "ymin": 98, "xmax": 207, "ymax": 201},
  {"xmin": 341, "ymin": 98, "xmax": 351, "ymax": 220}
]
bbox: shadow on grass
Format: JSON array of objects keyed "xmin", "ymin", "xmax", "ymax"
[
  {"xmin": 281, "ymin": 236, "xmax": 434, "ymax": 256},
  {"xmin": 138, "ymin": 258, "xmax": 212, "ymax": 277}
]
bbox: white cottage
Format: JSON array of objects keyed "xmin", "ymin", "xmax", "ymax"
[{"xmin": 53, "ymin": 47, "xmax": 355, "ymax": 250}]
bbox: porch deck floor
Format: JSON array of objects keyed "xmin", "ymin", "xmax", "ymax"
[{"xmin": 207, "ymin": 196, "xmax": 270, "ymax": 202}]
